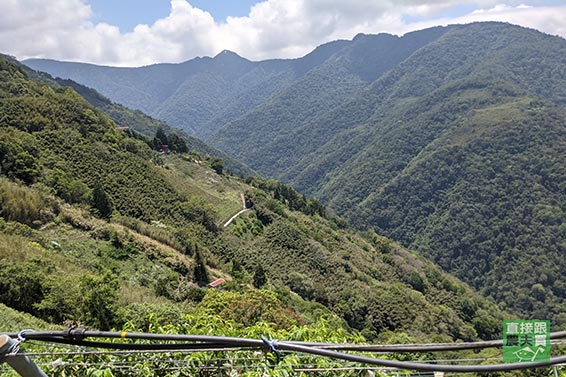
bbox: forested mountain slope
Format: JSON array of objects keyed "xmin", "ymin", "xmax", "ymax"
[
  {"xmin": 24, "ymin": 41, "xmax": 350, "ymax": 138},
  {"xmin": 20, "ymin": 22, "xmax": 566, "ymax": 325},
  {"xmin": 280, "ymin": 23, "xmax": 566, "ymax": 321},
  {"xmin": 21, "ymin": 66, "xmax": 255, "ymax": 177},
  {"xmin": 0, "ymin": 54, "xmax": 506, "ymax": 345},
  {"xmin": 211, "ymin": 26, "xmax": 453, "ymax": 175},
  {"xmin": 23, "ymin": 26, "xmax": 452, "ymax": 144}
]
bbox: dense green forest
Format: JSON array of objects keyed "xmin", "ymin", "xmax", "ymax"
[
  {"xmin": 18, "ymin": 65, "xmax": 255, "ymax": 178},
  {"xmin": 29, "ymin": 22, "xmax": 566, "ymax": 325},
  {"xmin": 291, "ymin": 23, "xmax": 566, "ymax": 324},
  {"xmin": 29, "ymin": 22, "xmax": 566, "ymax": 326},
  {"xmin": 2, "ymin": 55, "xmax": 525, "ymax": 375},
  {"xmin": 0, "ymin": 53, "xmax": 508, "ymax": 351}
]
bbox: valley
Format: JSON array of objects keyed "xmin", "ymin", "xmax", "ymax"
[
  {"xmin": 24, "ymin": 21, "xmax": 566, "ymax": 325},
  {"xmin": 2, "ymin": 20, "xmax": 566, "ymax": 376}
]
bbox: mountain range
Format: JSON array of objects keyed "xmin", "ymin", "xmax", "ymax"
[
  {"xmin": 24, "ymin": 21, "xmax": 566, "ymax": 324},
  {"xmin": 0, "ymin": 53, "xmax": 507, "ymax": 348}
]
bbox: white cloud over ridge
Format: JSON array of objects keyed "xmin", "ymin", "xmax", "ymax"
[{"xmin": 1, "ymin": 0, "xmax": 565, "ymax": 66}]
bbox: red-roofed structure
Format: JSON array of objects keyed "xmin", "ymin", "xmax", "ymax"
[{"xmin": 208, "ymin": 278, "xmax": 226, "ymax": 288}]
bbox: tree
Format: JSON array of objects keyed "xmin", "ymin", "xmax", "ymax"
[
  {"xmin": 150, "ymin": 128, "xmax": 169, "ymax": 151},
  {"xmin": 253, "ymin": 265, "xmax": 267, "ymax": 288},
  {"xmin": 0, "ymin": 261, "xmax": 46, "ymax": 314},
  {"xmin": 155, "ymin": 128, "xmax": 169, "ymax": 146},
  {"xmin": 11, "ymin": 151, "xmax": 41, "ymax": 184},
  {"xmin": 193, "ymin": 248, "xmax": 209, "ymax": 286},
  {"xmin": 210, "ymin": 157, "xmax": 224, "ymax": 175},
  {"xmin": 92, "ymin": 182, "xmax": 112, "ymax": 219},
  {"xmin": 168, "ymin": 133, "xmax": 189, "ymax": 153},
  {"xmin": 48, "ymin": 169, "xmax": 91, "ymax": 204},
  {"xmin": 78, "ymin": 272, "xmax": 119, "ymax": 330},
  {"xmin": 0, "ymin": 135, "xmax": 41, "ymax": 184}
]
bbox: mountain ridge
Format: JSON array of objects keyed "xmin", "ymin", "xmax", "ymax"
[
  {"xmin": 21, "ymin": 21, "xmax": 566, "ymax": 325},
  {"xmin": 23, "ymin": 25, "xmax": 456, "ymax": 139},
  {"xmin": 1, "ymin": 53, "xmax": 507, "ymax": 346}
]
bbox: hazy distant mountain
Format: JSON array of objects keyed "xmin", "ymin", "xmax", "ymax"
[
  {"xmin": 24, "ymin": 22, "xmax": 566, "ymax": 323},
  {"xmin": 19, "ymin": 62, "xmax": 254, "ymax": 177},
  {"xmin": 211, "ymin": 26, "xmax": 453, "ymax": 175},
  {"xmin": 24, "ymin": 41, "xmax": 350, "ymax": 138}
]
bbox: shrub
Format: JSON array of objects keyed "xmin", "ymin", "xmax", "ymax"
[
  {"xmin": 45, "ymin": 169, "xmax": 91, "ymax": 204},
  {"xmin": 0, "ymin": 258, "xmax": 49, "ymax": 314},
  {"xmin": 0, "ymin": 178, "xmax": 46, "ymax": 226}
]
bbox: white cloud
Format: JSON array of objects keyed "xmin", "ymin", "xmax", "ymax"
[
  {"xmin": 0, "ymin": 0, "xmax": 93, "ymax": 59},
  {"xmin": 0, "ymin": 0, "xmax": 564, "ymax": 66},
  {"xmin": 404, "ymin": 4, "xmax": 566, "ymax": 38}
]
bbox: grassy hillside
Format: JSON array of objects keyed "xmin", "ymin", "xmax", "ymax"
[
  {"xmin": 0, "ymin": 54, "xmax": 507, "ymax": 345},
  {"xmin": 16, "ymin": 22, "xmax": 566, "ymax": 327}
]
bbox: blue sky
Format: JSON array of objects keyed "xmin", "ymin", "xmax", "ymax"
[
  {"xmin": 1, "ymin": 0, "xmax": 565, "ymax": 66},
  {"xmin": 89, "ymin": 0, "xmax": 263, "ymax": 31}
]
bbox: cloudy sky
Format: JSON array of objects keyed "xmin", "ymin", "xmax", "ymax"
[{"xmin": 1, "ymin": 0, "xmax": 565, "ymax": 67}]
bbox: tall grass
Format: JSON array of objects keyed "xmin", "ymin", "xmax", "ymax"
[
  {"xmin": 114, "ymin": 215, "xmax": 183, "ymax": 251},
  {"xmin": 0, "ymin": 178, "xmax": 47, "ymax": 226}
]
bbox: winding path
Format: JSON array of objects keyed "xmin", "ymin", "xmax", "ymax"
[{"xmin": 223, "ymin": 193, "xmax": 251, "ymax": 227}]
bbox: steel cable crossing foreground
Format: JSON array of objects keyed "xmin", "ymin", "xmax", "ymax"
[{"xmin": 4, "ymin": 328, "xmax": 566, "ymax": 373}]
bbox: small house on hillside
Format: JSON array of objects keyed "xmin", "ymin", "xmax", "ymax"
[{"xmin": 208, "ymin": 278, "xmax": 226, "ymax": 289}]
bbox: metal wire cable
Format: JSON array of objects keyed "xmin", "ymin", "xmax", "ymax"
[
  {"xmin": 4, "ymin": 328, "xmax": 566, "ymax": 373},
  {"xmin": 276, "ymin": 341, "xmax": 566, "ymax": 373},
  {"xmin": 7, "ymin": 328, "xmax": 566, "ymax": 352},
  {"xmin": 10, "ymin": 344, "xmax": 503, "ymax": 368}
]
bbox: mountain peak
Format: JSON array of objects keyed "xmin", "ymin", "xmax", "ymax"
[{"xmin": 214, "ymin": 50, "xmax": 245, "ymax": 60}]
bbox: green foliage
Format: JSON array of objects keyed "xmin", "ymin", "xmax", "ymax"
[
  {"xmin": 150, "ymin": 127, "xmax": 188, "ymax": 153},
  {"xmin": 196, "ymin": 289, "xmax": 303, "ymax": 330},
  {"xmin": 0, "ymin": 54, "xmax": 508, "ymax": 350},
  {"xmin": 155, "ymin": 127, "xmax": 168, "ymax": 146},
  {"xmin": 168, "ymin": 132, "xmax": 189, "ymax": 153},
  {"xmin": 0, "ymin": 232, "xmax": 121, "ymax": 329},
  {"xmin": 46, "ymin": 168, "xmax": 92, "ymax": 204},
  {"xmin": 92, "ymin": 182, "xmax": 112, "ymax": 219},
  {"xmin": 77, "ymin": 272, "xmax": 119, "ymax": 330},
  {"xmin": 246, "ymin": 177, "xmax": 326, "ymax": 217},
  {"xmin": 193, "ymin": 248, "xmax": 209, "ymax": 286},
  {"xmin": 0, "ymin": 178, "xmax": 48, "ymax": 226},
  {"xmin": 28, "ymin": 293, "xmax": 368, "ymax": 377},
  {"xmin": 0, "ymin": 258, "xmax": 48, "ymax": 314},
  {"xmin": 230, "ymin": 211, "xmax": 264, "ymax": 238},
  {"xmin": 0, "ymin": 129, "xmax": 41, "ymax": 183},
  {"xmin": 212, "ymin": 212, "xmax": 505, "ymax": 341},
  {"xmin": 116, "ymin": 303, "xmax": 185, "ymax": 332},
  {"xmin": 180, "ymin": 196, "xmax": 218, "ymax": 233},
  {"xmin": 209, "ymin": 156, "xmax": 224, "ymax": 175},
  {"xmin": 252, "ymin": 265, "xmax": 267, "ymax": 288}
]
